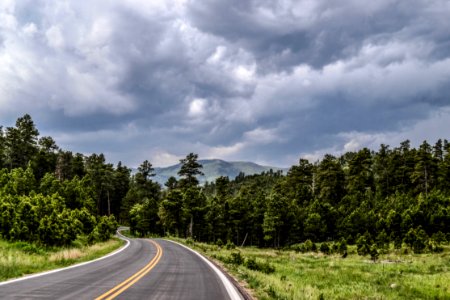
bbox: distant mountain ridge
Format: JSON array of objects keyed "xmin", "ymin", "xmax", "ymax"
[{"xmin": 153, "ymin": 159, "xmax": 287, "ymax": 186}]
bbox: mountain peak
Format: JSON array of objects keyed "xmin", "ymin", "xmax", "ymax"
[{"xmin": 153, "ymin": 159, "xmax": 286, "ymax": 185}]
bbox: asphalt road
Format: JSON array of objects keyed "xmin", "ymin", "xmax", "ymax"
[{"xmin": 0, "ymin": 235, "xmax": 244, "ymax": 300}]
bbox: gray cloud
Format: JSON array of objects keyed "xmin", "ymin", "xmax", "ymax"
[
  {"xmin": 1, "ymin": 0, "xmax": 449, "ymax": 168},
  {"xmin": 186, "ymin": 0, "xmax": 450, "ymax": 69}
]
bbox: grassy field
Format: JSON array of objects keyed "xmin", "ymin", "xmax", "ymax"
[
  {"xmin": 0, "ymin": 237, "xmax": 124, "ymax": 281},
  {"xmin": 174, "ymin": 240, "xmax": 450, "ymax": 300}
]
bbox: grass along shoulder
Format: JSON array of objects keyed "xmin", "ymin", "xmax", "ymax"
[
  {"xmin": 0, "ymin": 237, "xmax": 124, "ymax": 281},
  {"xmin": 169, "ymin": 238, "xmax": 450, "ymax": 300}
]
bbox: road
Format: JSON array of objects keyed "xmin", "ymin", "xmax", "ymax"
[{"xmin": 0, "ymin": 235, "xmax": 244, "ymax": 300}]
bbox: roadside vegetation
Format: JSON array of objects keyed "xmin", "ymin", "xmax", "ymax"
[
  {"xmin": 174, "ymin": 238, "xmax": 450, "ymax": 299},
  {"xmin": 0, "ymin": 115, "xmax": 124, "ymax": 281},
  {"xmin": 126, "ymin": 138, "xmax": 450, "ymax": 260},
  {"xmin": 0, "ymin": 237, "xmax": 123, "ymax": 281},
  {"xmin": 0, "ymin": 115, "xmax": 126, "ymax": 248},
  {"xmin": 1, "ymin": 114, "xmax": 449, "ymax": 297}
]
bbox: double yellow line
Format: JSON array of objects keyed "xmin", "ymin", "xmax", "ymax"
[{"xmin": 95, "ymin": 240, "xmax": 163, "ymax": 300}]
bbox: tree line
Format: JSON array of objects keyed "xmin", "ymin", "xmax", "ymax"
[
  {"xmin": 0, "ymin": 115, "xmax": 120, "ymax": 246},
  {"xmin": 1, "ymin": 114, "xmax": 449, "ymax": 252},
  {"xmin": 126, "ymin": 140, "xmax": 449, "ymax": 254}
]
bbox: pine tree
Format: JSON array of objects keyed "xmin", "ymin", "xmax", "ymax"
[
  {"xmin": 411, "ymin": 141, "xmax": 437, "ymax": 197},
  {"xmin": 178, "ymin": 153, "xmax": 204, "ymax": 188},
  {"xmin": 4, "ymin": 114, "xmax": 39, "ymax": 169}
]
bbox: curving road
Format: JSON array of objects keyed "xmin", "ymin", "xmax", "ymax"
[{"xmin": 0, "ymin": 234, "xmax": 244, "ymax": 300}]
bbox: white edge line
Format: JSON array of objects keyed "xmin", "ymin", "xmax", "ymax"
[
  {"xmin": 0, "ymin": 230, "xmax": 130, "ymax": 287},
  {"xmin": 164, "ymin": 240, "xmax": 243, "ymax": 300}
]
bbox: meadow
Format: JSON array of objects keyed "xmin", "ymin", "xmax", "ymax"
[
  {"xmin": 0, "ymin": 237, "xmax": 124, "ymax": 281},
  {"xmin": 180, "ymin": 240, "xmax": 450, "ymax": 300}
]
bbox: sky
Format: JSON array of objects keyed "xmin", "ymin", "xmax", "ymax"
[{"xmin": 1, "ymin": 0, "xmax": 450, "ymax": 168}]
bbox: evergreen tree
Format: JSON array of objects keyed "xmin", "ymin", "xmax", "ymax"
[
  {"xmin": 373, "ymin": 144, "xmax": 392, "ymax": 199},
  {"xmin": 282, "ymin": 159, "xmax": 314, "ymax": 205},
  {"xmin": 159, "ymin": 189, "xmax": 184, "ymax": 235},
  {"xmin": 121, "ymin": 160, "xmax": 161, "ymax": 233},
  {"xmin": 178, "ymin": 153, "xmax": 204, "ymax": 188},
  {"xmin": 165, "ymin": 176, "xmax": 178, "ymax": 190},
  {"xmin": 315, "ymin": 155, "xmax": 345, "ymax": 205},
  {"xmin": 182, "ymin": 187, "xmax": 206, "ymax": 239},
  {"xmin": 392, "ymin": 140, "xmax": 415, "ymax": 193},
  {"xmin": 111, "ymin": 162, "xmax": 131, "ymax": 219},
  {"xmin": 4, "ymin": 114, "xmax": 39, "ymax": 169},
  {"xmin": 31, "ymin": 136, "xmax": 59, "ymax": 180},
  {"xmin": 411, "ymin": 141, "xmax": 437, "ymax": 197},
  {"xmin": 346, "ymin": 148, "xmax": 373, "ymax": 196},
  {"xmin": 263, "ymin": 192, "xmax": 290, "ymax": 247},
  {"xmin": 137, "ymin": 160, "xmax": 155, "ymax": 182},
  {"xmin": 55, "ymin": 151, "xmax": 74, "ymax": 181}
]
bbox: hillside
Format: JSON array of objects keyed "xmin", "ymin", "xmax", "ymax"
[{"xmin": 153, "ymin": 159, "xmax": 287, "ymax": 185}]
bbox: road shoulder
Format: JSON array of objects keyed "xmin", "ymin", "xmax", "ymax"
[
  {"xmin": 164, "ymin": 239, "xmax": 253, "ymax": 300},
  {"xmin": 0, "ymin": 231, "xmax": 129, "ymax": 286}
]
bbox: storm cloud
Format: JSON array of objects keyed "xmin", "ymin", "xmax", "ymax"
[{"xmin": 1, "ymin": 0, "xmax": 449, "ymax": 167}]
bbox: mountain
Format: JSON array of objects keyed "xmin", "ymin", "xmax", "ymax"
[{"xmin": 152, "ymin": 159, "xmax": 287, "ymax": 186}]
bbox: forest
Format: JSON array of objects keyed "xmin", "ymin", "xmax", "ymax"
[
  {"xmin": 1, "ymin": 114, "xmax": 449, "ymax": 253},
  {"xmin": 0, "ymin": 115, "xmax": 118, "ymax": 246}
]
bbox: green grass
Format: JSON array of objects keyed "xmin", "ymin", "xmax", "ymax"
[
  {"xmin": 171, "ymin": 239, "xmax": 450, "ymax": 300},
  {"xmin": 0, "ymin": 237, "xmax": 124, "ymax": 281}
]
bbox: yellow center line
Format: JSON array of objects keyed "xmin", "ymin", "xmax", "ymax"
[{"xmin": 95, "ymin": 240, "xmax": 163, "ymax": 300}]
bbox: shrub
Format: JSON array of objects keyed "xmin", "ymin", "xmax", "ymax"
[
  {"xmin": 304, "ymin": 239, "xmax": 315, "ymax": 252},
  {"xmin": 74, "ymin": 208, "xmax": 96, "ymax": 235},
  {"xmin": 356, "ymin": 236, "xmax": 370, "ymax": 256},
  {"xmin": 94, "ymin": 215, "xmax": 118, "ymax": 242},
  {"xmin": 0, "ymin": 192, "xmax": 106, "ymax": 247},
  {"xmin": 244, "ymin": 257, "xmax": 275, "ymax": 274},
  {"xmin": 376, "ymin": 230, "xmax": 390, "ymax": 251},
  {"xmin": 369, "ymin": 244, "xmax": 379, "ymax": 261},
  {"xmin": 230, "ymin": 251, "xmax": 244, "ymax": 265},
  {"xmin": 244, "ymin": 257, "xmax": 258, "ymax": 270},
  {"xmin": 290, "ymin": 243, "xmax": 306, "ymax": 253},
  {"xmin": 331, "ymin": 242, "xmax": 338, "ymax": 253},
  {"xmin": 87, "ymin": 227, "xmax": 100, "ymax": 244},
  {"xmin": 335, "ymin": 238, "xmax": 348, "ymax": 254},
  {"xmin": 216, "ymin": 238, "xmax": 223, "ymax": 247},
  {"xmin": 427, "ymin": 240, "xmax": 444, "ymax": 253},
  {"xmin": 12, "ymin": 241, "xmax": 45, "ymax": 255},
  {"xmin": 320, "ymin": 242, "xmax": 330, "ymax": 255},
  {"xmin": 431, "ymin": 231, "xmax": 446, "ymax": 244},
  {"xmin": 291, "ymin": 240, "xmax": 319, "ymax": 253},
  {"xmin": 225, "ymin": 240, "xmax": 235, "ymax": 250},
  {"xmin": 404, "ymin": 227, "xmax": 428, "ymax": 254},
  {"xmin": 258, "ymin": 261, "xmax": 275, "ymax": 274}
]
